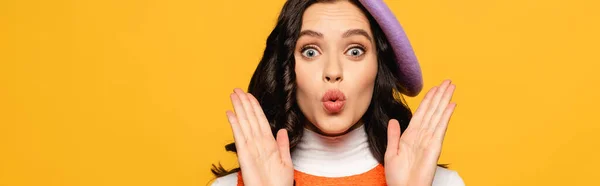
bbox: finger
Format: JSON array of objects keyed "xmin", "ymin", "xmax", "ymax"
[
  {"xmin": 233, "ymin": 88, "xmax": 261, "ymax": 137},
  {"xmin": 386, "ymin": 119, "xmax": 401, "ymax": 156},
  {"xmin": 276, "ymin": 129, "xmax": 292, "ymax": 166},
  {"xmin": 248, "ymin": 93, "xmax": 273, "ymax": 137},
  {"xmin": 428, "ymin": 84, "xmax": 456, "ymax": 133},
  {"xmin": 433, "ymin": 103, "xmax": 457, "ymax": 141},
  {"xmin": 406, "ymin": 86, "xmax": 438, "ymax": 131},
  {"xmin": 230, "ymin": 93, "xmax": 252, "ymax": 140},
  {"xmin": 421, "ymin": 80, "xmax": 452, "ymax": 130},
  {"xmin": 226, "ymin": 110, "xmax": 247, "ymax": 153}
]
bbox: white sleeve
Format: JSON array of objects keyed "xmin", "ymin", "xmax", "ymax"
[
  {"xmin": 446, "ymin": 170, "xmax": 465, "ymax": 186},
  {"xmin": 211, "ymin": 173, "xmax": 238, "ymax": 186},
  {"xmin": 433, "ymin": 167, "xmax": 465, "ymax": 186}
]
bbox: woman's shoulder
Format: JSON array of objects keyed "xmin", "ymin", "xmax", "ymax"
[
  {"xmin": 210, "ymin": 172, "xmax": 238, "ymax": 186},
  {"xmin": 433, "ymin": 167, "xmax": 465, "ymax": 186}
]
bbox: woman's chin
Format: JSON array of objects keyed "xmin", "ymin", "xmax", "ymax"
[{"xmin": 312, "ymin": 118, "xmax": 356, "ymax": 136}]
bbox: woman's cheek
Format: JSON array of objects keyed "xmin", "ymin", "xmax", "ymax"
[
  {"xmin": 352, "ymin": 60, "xmax": 378, "ymax": 90},
  {"xmin": 353, "ymin": 58, "xmax": 377, "ymax": 111},
  {"xmin": 295, "ymin": 64, "xmax": 312, "ymax": 91},
  {"xmin": 295, "ymin": 61, "xmax": 319, "ymax": 111}
]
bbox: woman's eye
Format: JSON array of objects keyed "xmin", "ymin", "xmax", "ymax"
[
  {"xmin": 346, "ymin": 47, "xmax": 365, "ymax": 57},
  {"xmin": 301, "ymin": 48, "xmax": 320, "ymax": 58}
]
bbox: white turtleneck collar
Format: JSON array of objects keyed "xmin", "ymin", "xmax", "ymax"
[{"xmin": 290, "ymin": 124, "xmax": 380, "ymax": 177}]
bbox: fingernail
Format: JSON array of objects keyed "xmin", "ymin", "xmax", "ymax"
[{"xmin": 225, "ymin": 111, "xmax": 231, "ymax": 119}]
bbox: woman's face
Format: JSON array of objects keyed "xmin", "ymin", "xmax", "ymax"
[{"xmin": 295, "ymin": 0, "xmax": 377, "ymax": 136}]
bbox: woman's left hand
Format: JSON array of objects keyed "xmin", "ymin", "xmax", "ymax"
[{"xmin": 384, "ymin": 80, "xmax": 457, "ymax": 186}]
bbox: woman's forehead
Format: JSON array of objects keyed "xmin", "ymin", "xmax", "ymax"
[{"xmin": 300, "ymin": 1, "xmax": 372, "ymax": 36}]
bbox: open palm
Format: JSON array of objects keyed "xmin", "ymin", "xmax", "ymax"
[
  {"xmin": 385, "ymin": 80, "xmax": 457, "ymax": 186},
  {"xmin": 225, "ymin": 88, "xmax": 294, "ymax": 186}
]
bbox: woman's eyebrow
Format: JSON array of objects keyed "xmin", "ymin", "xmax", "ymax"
[
  {"xmin": 299, "ymin": 30, "xmax": 323, "ymax": 39},
  {"xmin": 342, "ymin": 29, "xmax": 372, "ymax": 42},
  {"xmin": 298, "ymin": 29, "xmax": 372, "ymax": 42}
]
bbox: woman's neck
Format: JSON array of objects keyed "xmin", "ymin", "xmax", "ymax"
[
  {"xmin": 304, "ymin": 121, "xmax": 364, "ymax": 137},
  {"xmin": 290, "ymin": 124, "xmax": 380, "ymax": 177}
]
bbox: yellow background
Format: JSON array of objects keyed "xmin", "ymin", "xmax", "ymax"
[{"xmin": 1, "ymin": 0, "xmax": 599, "ymax": 185}]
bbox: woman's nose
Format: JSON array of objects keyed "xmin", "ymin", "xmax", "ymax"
[
  {"xmin": 325, "ymin": 74, "xmax": 342, "ymax": 82},
  {"xmin": 323, "ymin": 55, "xmax": 343, "ymax": 83}
]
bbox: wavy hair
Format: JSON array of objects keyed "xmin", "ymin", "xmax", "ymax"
[{"xmin": 211, "ymin": 0, "xmax": 447, "ymax": 179}]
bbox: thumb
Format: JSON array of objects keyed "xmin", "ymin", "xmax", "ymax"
[
  {"xmin": 386, "ymin": 119, "xmax": 401, "ymax": 156},
  {"xmin": 276, "ymin": 129, "xmax": 292, "ymax": 165}
]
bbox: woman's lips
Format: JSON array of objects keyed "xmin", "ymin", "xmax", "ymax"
[{"xmin": 322, "ymin": 89, "xmax": 346, "ymax": 114}]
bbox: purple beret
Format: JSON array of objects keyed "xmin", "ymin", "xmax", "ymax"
[{"xmin": 358, "ymin": 0, "xmax": 423, "ymax": 97}]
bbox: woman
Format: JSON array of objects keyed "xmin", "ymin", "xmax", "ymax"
[{"xmin": 211, "ymin": 0, "xmax": 464, "ymax": 185}]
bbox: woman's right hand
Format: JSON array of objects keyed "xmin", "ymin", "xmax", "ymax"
[{"xmin": 225, "ymin": 88, "xmax": 294, "ymax": 186}]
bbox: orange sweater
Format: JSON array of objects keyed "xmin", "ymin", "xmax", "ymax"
[{"xmin": 236, "ymin": 164, "xmax": 387, "ymax": 186}]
